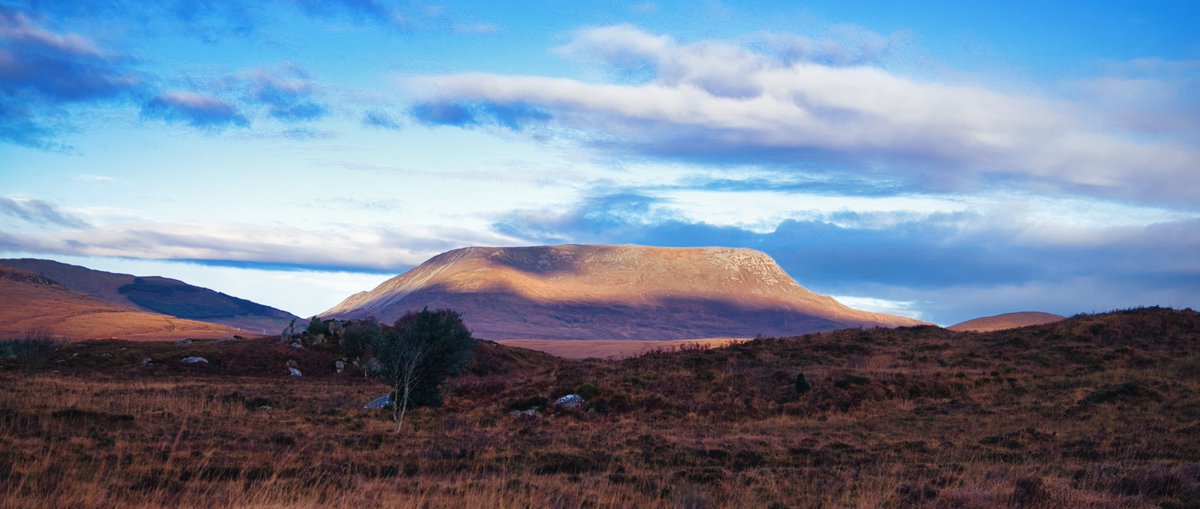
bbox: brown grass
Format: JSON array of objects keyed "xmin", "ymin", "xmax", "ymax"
[
  {"xmin": 1, "ymin": 307, "xmax": 1198, "ymax": 508},
  {"xmin": 496, "ymin": 337, "xmax": 750, "ymax": 359}
]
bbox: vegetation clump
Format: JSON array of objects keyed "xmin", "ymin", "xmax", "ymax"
[{"xmin": 372, "ymin": 308, "xmax": 474, "ymax": 432}]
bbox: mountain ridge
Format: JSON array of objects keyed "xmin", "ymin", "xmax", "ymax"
[
  {"xmin": 323, "ymin": 244, "xmax": 926, "ymax": 340},
  {"xmin": 0, "ymin": 259, "xmax": 297, "ymax": 334}
]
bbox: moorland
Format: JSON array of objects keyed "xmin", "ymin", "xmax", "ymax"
[{"xmin": 1, "ymin": 307, "xmax": 1198, "ymax": 508}]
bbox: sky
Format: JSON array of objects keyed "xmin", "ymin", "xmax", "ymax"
[{"xmin": 1, "ymin": 0, "xmax": 1198, "ymax": 325}]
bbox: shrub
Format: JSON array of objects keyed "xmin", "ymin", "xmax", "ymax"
[
  {"xmin": 574, "ymin": 382, "xmax": 599, "ymax": 400},
  {"xmin": 11, "ymin": 328, "xmax": 59, "ymax": 375},
  {"xmin": 372, "ymin": 308, "xmax": 474, "ymax": 432},
  {"xmin": 795, "ymin": 373, "xmax": 812, "ymax": 394}
]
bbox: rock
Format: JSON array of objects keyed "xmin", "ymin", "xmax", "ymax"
[
  {"xmin": 509, "ymin": 408, "xmax": 539, "ymax": 417},
  {"xmin": 181, "ymin": 356, "xmax": 208, "ymax": 365},
  {"xmin": 140, "ymin": 357, "xmax": 154, "ymax": 367},
  {"xmin": 288, "ymin": 367, "xmax": 302, "ymax": 377},
  {"xmin": 335, "ymin": 360, "xmax": 345, "ymax": 374},
  {"xmin": 289, "ymin": 341, "xmax": 304, "ymax": 350},
  {"xmin": 364, "ymin": 394, "xmax": 392, "ymax": 409},
  {"xmin": 175, "ymin": 339, "xmax": 192, "ymax": 345},
  {"xmin": 285, "ymin": 359, "xmax": 298, "ymax": 368},
  {"xmin": 555, "ymin": 393, "xmax": 585, "ymax": 410}
]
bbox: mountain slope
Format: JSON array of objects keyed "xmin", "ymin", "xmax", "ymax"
[
  {"xmin": 0, "ymin": 268, "xmax": 242, "ymax": 340},
  {"xmin": 949, "ymin": 311, "xmax": 1066, "ymax": 332},
  {"xmin": 0, "ymin": 259, "xmax": 297, "ymax": 334},
  {"xmin": 323, "ymin": 245, "xmax": 926, "ymax": 340}
]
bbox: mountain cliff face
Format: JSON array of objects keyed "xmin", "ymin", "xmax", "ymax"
[
  {"xmin": 0, "ymin": 267, "xmax": 242, "ymax": 340},
  {"xmin": 323, "ymin": 245, "xmax": 926, "ymax": 340},
  {"xmin": 0, "ymin": 259, "xmax": 297, "ymax": 334}
]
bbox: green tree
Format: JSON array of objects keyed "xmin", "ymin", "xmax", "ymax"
[{"xmin": 372, "ymin": 308, "xmax": 474, "ymax": 433}]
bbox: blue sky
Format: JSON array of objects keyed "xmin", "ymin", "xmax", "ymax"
[{"xmin": 1, "ymin": 0, "xmax": 1198, "ymax": 325}]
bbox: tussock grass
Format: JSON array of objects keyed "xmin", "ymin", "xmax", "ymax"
[{"xmin": 1, "ymin": 307, "xmax": 1198, "ymax": 508}]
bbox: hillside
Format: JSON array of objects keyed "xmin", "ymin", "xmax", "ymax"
[
  {"xmin": 323, "ymin": 245, "xmax": 925, "ymax": 340},
  {"xmin": 2, "ymin": 307, "xmax": 1196, "ymax": 508},
  {"xmin": 0, "ymin": 268, "xmax": 242, "ymax": 340},
  {"xmin": 0, "ymin": 259, "xmax": 297, "ymax": 334},
  {"xmin": 949, "ymin": 311, "xmax": 1066, "ymax": 332}
]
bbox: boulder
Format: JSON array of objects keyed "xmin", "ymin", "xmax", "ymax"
[
  {"xmin": 335, "ymin": 360, "xmax": 345, "ymax": 374},
  {"xmin": 509, "ymin": 408, "xmax": 539, "ymax": 417},
  {"xmin": 364, "ymin": 394, "xmax": 392, "ymax": 409},
  {"xmin": 288, "ymin": 367, "xmax": 302, "ymax": 377},
  {"xmin": 555, "ymin": 393, "xmax": 584, "ymax": 410},
  {"xmin": 289, "ymin": 341, "xmax": 304, "ymax": 350},
  {"xmin": 175, "ymin": 339, "xmax": 192, "ymax": 345},
  {"xmin": 140, "ymin": 357, "xmax": 154, "ymax": 367},
  {"xmin": 180, "ymin": 356, "xmax": 208, "ymax": 365}
]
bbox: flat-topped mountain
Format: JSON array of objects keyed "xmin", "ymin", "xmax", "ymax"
[
  {"xmin": 0, "ymin": 259, "xmax": 297, "ymax": 334},
  {"xmin": 949, "ymin": 311, "xmax": 1066, "ymax": 332},
  {"xmin": 323, "ymin": 245, "xmax": 926, "ymax": 340},
  {"xmin": 0, "ymin": 267, "xmax": 241, "ymax": 340}
]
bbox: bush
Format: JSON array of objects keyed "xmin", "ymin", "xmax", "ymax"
[
  {"xmin": 340, "ymin": 318, "xmax": 381, "ymax": 362},
  {"xmin": 10, "ymin": 328, "xmax": 59, "ymax": 375},
  {"xmin": 574, "ymin": 382, "xmax": 599, "ymax": 400},
  {"xmin": 795, "ymin": 373, "xmax": 812, "ymax": 394}
]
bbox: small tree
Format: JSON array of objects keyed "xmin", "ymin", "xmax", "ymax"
[{"xmin": 372, "ymin": 308, "xmax": 473, "ymax": 433}]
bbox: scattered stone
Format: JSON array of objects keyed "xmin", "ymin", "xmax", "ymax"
[
  {"xmin": 289, "ymin": 341, "xmax": 304, "ymax": 350},
  {"xmin": 364, "ymin": 394, "xmax": 392, "ymax": 409},
  {"xmin": 140, "ymin": 357, "xmax": 154, "ymax": 367},
  {"xmin": 335, "ymin": 360, "xmax": 345, "ymax": 374},
  {"xmin": 175, "ymin": 339, "xmax": 193, "ymax": 345},
  {"xmin": 555, "ymin": 393, "xmax": 585, "ymax": 410},
  {"xmin": 288, "ymin": 367, "xmax": 302, "ymax": 377},
  {"xmin": 181, "ymin": 356, "xmax": 208, "ymax": 365},
  {"xmin": 509, "ymin": 408, "xmax": 539, "ymax": 418}
]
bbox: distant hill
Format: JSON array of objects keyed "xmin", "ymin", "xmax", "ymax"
[
  {"xmin": 0, "ymin": 267, "xmax": 241, "ymax": 340},
  {"xmin": 323, "ymin": 244, "xmax": 927, "ymax": 340},
  {"xmin": 949, "ymin": 311, "xmax": 1066, "ymax": 332},
  {"xmin": 0, "ymin": 259, "xmax": 297, "ymax": 334}
]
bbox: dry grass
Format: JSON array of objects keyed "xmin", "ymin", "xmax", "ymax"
[
  {"xmin": 1, "ymin": 307, "xmax": 1198, "ymax": 508},
  {"xmin": 496, "ymin": 337, "xmax": 750, "ymax": 359}
]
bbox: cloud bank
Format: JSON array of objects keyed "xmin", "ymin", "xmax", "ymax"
[{"xmin": 410, "ymin": 25, "xmax": 1200, "ymax": 206}]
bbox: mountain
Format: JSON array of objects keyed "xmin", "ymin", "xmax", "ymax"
[
  {"xmin": 0, "ymin": 267, "xmax": 241, "ymax": 340},
  {"xmin": 322, "ymin": 245, "xmax": 926, "ymax": 340},
  {"xmin": 949, "ymin": 311, "xmax": 1066, "ymax": 332},
  {"xmin": 0, "ymin": 259, "xmax": 297, "ymax": 334}
]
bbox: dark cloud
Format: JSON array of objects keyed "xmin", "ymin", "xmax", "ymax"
[
  {"xmin": 245, "ymin": 65, "xmax": 328, "ymax": 123},
  {"xmin": 493, "ymin": 192, "xmax": 1200, "ymax": 324},
  {"xmin": 410, "ymin": 100, "xmax": 550, "ymax": 130},
  {"xmin": 0, "ymin": 6, "xmax": 142, "ymax": 147},
  {"xmin": 141, "ymin": 92, "xmax": 249, "ymax": 129},
  {"xmin": 0, "ymin": 197, "xmax": 90, "ymax": 228},
  {"xmin": 362, "ymin": 110, "xmax": 401, "ymax": 130}
]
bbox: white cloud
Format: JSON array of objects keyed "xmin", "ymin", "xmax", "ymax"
[{"xmin": 408, "ymin": 25, "xmax": 1200, "ymax": 205}]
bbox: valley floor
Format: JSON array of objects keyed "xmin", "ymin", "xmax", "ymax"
[{"xmin": 1, "ymin": 308, "xmax": 1198, "ymax": 508}]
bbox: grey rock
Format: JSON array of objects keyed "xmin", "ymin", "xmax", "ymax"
[
  {"xmin": 181, "ymin": 356, "xmax": 208, "ymax": 365},
  {"xmin": 509, "ymin": 408, "xmax": 539, "ymax": 417},
  {"xmin": 175, "ymin": 339, "xmax": 192, "ymax": 345},
  {"xmin": 364, "ymin": 394, "xmax": 392, "ymax": 409},
  {"xmin": 140, "ymin": 357, "xmax": 154, "ymax": 367},
  {"xmin": 289, "ymin": 341, "xmax": 304, "ymax": 350},
  {"xmin": 335, "ymin": 360, "xmax": 345, "ymax": 374},
  {"xmin": 288, "ymin": 367, "xmax": 302, "ymax": 377},
  {"xmin": 555, "ymin": 393, "xmax": 585, "ymax": 409}
]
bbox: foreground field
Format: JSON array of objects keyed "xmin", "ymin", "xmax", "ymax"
[
  {"xmin": 496, "ymin": 337, "xmax": 750, "ymax": 359},
  {"xmin": 2, "ymin": 308, "xmax": 1198, "ymax": 508}
]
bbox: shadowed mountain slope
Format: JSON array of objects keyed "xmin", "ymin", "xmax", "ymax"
[
  {"xmin": 323, "ymin": 245, "xmax": 926, "ymax": 340},
  {"xmin": 0, "ymin": 259, "xmax": 297, "ymax": 334},
  {"xmin": 949, "ymin": 311, "xmax": 1066, "ymax": 332},
  {"xmin": 0, "ymin": 267, "xmax": 241, "ymax": 340}
]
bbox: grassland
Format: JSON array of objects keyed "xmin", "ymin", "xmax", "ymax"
[{"xmin": 1, "ymin": 307, "xmax": 1198, "ymax": 508}]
